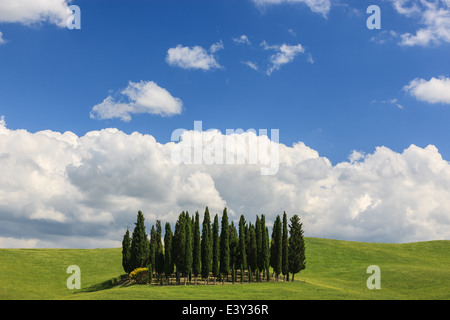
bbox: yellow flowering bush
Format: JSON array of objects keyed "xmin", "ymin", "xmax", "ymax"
[{"xmin": 129, "ymin": 267, "xmax": 149, "ymax": 284}]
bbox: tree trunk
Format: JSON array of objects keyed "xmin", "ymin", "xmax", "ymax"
[{"xmin": 292, "ymin": 274, "xmax": 295, "ymax": 282}]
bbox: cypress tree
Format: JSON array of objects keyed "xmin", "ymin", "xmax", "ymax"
[
  {"xmin": 192, "ymin": 211, "xmax": 201, "ymax": 284},
  {"xmin": 149, "ymin": 225, "xmax": 157, "ymax": 271},
  {"xmin": 261, "ymin": 215, "xmax": 269, "ymax": 280},
  {"xmin": 173, "ymin": 212, "xmax": 186, "ymax": 285},
  {"xmin": 184, "ymin": 212, "xmax": 193, "ymax": 285},
  {"xmin": 130, "ymin": 211, "xmax": 149, "ymax": 271},
  {"xmin": 229, "ymin": 221, "xmax": 238, "ymax": 277},
  {"xmin": 282, "ymin": 212, "xmax": 289, "ymax": 281},
  {"xmin": 272, "ymin": 215, "xmax": 282, "ymax": 281},
  {"xmin": 248, "ymin": 223, "xmax": 257, "ymax": 281},
  {"xmin": 122, "ymin": 228, "xmax": 132, "ymax": 274},
  {"xmin": 164, "ymin": 222, "xmax": 174, "ymax": 284},
  {"xmin": 220, "ymin": 208, "xmax": 230, "ymax": 283},
  {"xmin": 265, "ymin": 226, "xmax": 270, "ymax": 282},
  {"xmin": 212, "ymin": 214, "xmax": 220, "ymax": 284},
  {"xmin": 201, "ymin": 207, "xmax": 212, "ymax": 283},
  {"xmin": 288, "ymin": 215, "xmax": 306, "ymax": 282},
  {"xmin": 255, "ymin": 216, "xmax": 262, "ymax": 281},
  {"xmin": 155, "ymin": 220, "xmax": 165, "ymax": 282},
  {"xmin": 238, "ymin": 215, "xmax": 247, "ymax": 277}
]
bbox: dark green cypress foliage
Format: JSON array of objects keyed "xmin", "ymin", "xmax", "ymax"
[
  {"xmin": 173, "ymin": 212, "xmax": 186, "ymax": 285},
  {"xmin": 255, "ymin": 216, "xmax": 262, "ymax": 281},
  {"xmin": 273, "ymin": 215, "xmax": 283, "ymax": 281},
  {"xmin": 192, "ymin": 211, "xmax": 201, "ymax": 284},
  {"xmin": 238, "ymin": 215, "xmax": 247, "ymax": 272},
  {"xmin": 229, "ymin": 221, "xmax": 238, "ymax": 274},
  {"xmin": 288, "ymin": 215, "xmax": 306, "ymax": 282},
  {"xmin": 201, "ymin": 207, "xmax": 212, "ymax": 283},
  {"xmin": 282, "ymin": 212, "xmax": 289, "ymax": 281},
  {"xmin": 122, "ymin": 228, "xmax": 132, "ymax": 274},
  {"xmin": 164, "ymin": 222, "xmax": 174, "ymax": 284},
  {"xmin": 155, "ymin": 220, "xmax": 165, "ymax": 280},
  {"xmin": 220, "ymin": 208, "xmax": 230, "ymax": 283},
  {"xmin": 130, "ymin": 211, "xmax": 149, "ymax": 271},
  {"xmin": 149, "ymin": 225, "xmax": 157, "ymax": 271},
  {"xmin": 265, "ymin": 226, "xmax": 270, "ymax": 282},
  {"xmin": 212, "ymin": 214, "xmax": 220, "ymax": 283},
  {"xmin": 261, "ymin": 215, "xmax": 269, "ymax": 279},
  {"xmin": 248, "ymin": 223, "xmax": 257, "ymax": 274},
  {"xmin": 184, "ymin": 212, "xmax": 193, "ymax": 284}
]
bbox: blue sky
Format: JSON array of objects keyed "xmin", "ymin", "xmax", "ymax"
[
  {"xmin": 1, "ymin": 0, "xmax": 450, "ymax": 247},
  {"xmin": 1, "ymin": 0, "xmax": 449, "ymax": 164}
]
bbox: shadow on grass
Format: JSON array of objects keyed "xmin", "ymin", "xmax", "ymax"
[{"xmin": 74, "ymin": 274, "xmax": 130, "ymax": 294}]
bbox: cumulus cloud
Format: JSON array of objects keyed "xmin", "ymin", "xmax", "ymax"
[
  {"xmin": 252, "ymin": 0, "xmax": 331, "ymax": 17},
  {"xmin": 1, "ymin": 120, "xmax": 450, "ymax": 248},
  {"xmin": 166, "ymin": 41, "xmax": 224, "ymax": 71},
  {"xmin": 233, "ymin": 35, "xmax": 251, "ymax": 45},
  {"xmin": 389, "ymin": 0, "xmax": 450, "ymax": 46},
  {"xmin": 403, "ymin": 76, "xmax": 450, "ymax": 104},
  {"xmin": 90, "ymin": 80, "xmax": 183, "ymax": 121},
  {"xmin": 261, "ymin": 41, "xmax": 306, "ymax": 75},
  {"xmin": 0, "ymin": 31, "xmax": 5, "ymax": 45},
  {"xmin": 0, "ymin": 0, "xmax": 71, "ymax": 27}
]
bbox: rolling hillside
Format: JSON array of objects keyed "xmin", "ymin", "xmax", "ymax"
[{"xmin": 0, "ymin": 238, "xmax": 448, "ymax": 300}]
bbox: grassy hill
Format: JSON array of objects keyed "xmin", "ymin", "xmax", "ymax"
[{"xmin": 0, "ymin": 238, "xmax": 448, "ymax": 300}]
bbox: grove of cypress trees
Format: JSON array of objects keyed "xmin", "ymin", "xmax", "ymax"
[
  {"xmin": 122, "ymin": 228, "xmax": 132, "ymax": 274},
  {"xmin": 201, "ymin": 207, "xmax": 212, "ymax": 284},
  {"xmin": 220, "ymin": 208, "xmax": 230, "ymax": 283},
  {"xmin": 288, "ymin": 214, "xmax": 306, "ymax": 282},
  {"xmin": 130, "ymin": 211, "xmax": 149, "ymax": 271}
]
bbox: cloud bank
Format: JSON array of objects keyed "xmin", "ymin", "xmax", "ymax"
[{"xmin": 1, "ymin": 120, "xmax": 449, "ymax": 248}]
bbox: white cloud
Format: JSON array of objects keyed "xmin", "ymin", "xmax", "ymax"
[
  {"xmin": 241, "ymin": 60, "xmax": 259, "ymax": 71},
  {"xmin": 0, "ymin": 31, "xmax": 5, "ymax": 44},
  {"xmin": 261, "ymin": 41, "xmax": 306, "ymax": 75},
  {"xmin": 0, "ymin": 0, "xmax": 71, "ymax": 27},
  {"xmin": 381, "ymin": 98, "xmax": 405, "ymax": 109},
  {"xmin": 166, "ymin": 42, "xmax": 224, "ymax": 71},
  {"xmin": 1, "ymin": 120, "xmax": 450, "ymax": 247},
  {"xmin": 90, "ymin": 80, "xmax": 183, "ymax": 121},
  {"xmin": 233, "ymin": 35, "xmax": 251, "ymax": 45},
  {"xmin": 403, "ymin": 76, "xmax": 450, "ymax": 104},
  {"xmin": 252, "ymin": 0, "xmax": 331, "ymax": 17},
  {"xmin": 390, "ymin": 0, "xmax": 450, "ymax": 46}
]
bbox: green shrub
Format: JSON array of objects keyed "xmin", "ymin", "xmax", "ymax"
[{"xmin": 129, "ymin": 267, "xmax": 149, "ymax": 284}]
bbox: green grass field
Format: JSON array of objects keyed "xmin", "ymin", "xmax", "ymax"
[{"xmin": 0, "ymin": 238, "xmax": 448, "ymax": 300}]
